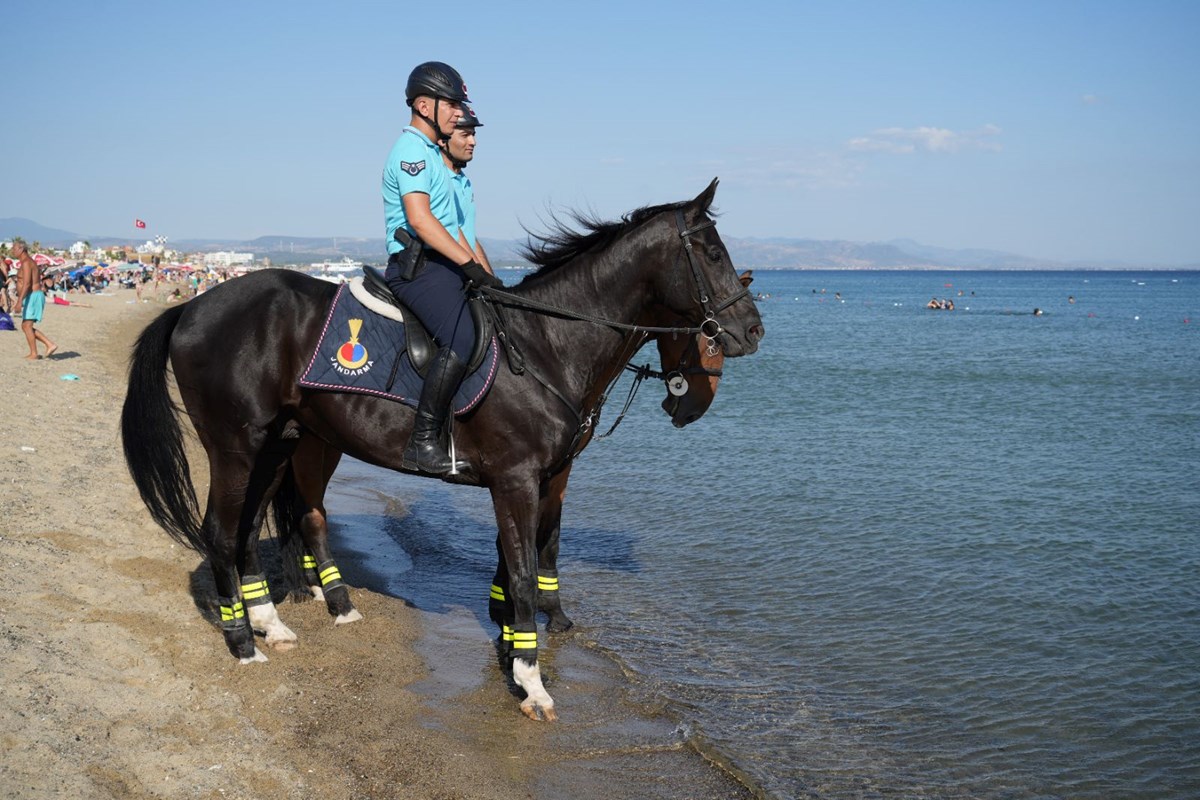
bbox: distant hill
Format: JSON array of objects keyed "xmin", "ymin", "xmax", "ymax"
[
  {"xmin": 3, "ymin": 216, "xmax": 1190, "ymax": 270},
  {"xmin": 0, "ymin": 217, "xmax": 91, "ymax": 245}
]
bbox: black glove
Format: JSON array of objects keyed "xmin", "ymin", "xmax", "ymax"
[{"xmin": 460, "ymin": 260, "xmax": 503, "ymax": 289}]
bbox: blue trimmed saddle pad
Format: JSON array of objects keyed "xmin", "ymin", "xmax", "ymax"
[{"xmin": 299, "ymin": 282, "xmax": 498, "ymax": 415}]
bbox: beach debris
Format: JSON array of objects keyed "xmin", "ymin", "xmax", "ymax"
[
  {"xmin": 20, "ymin": 446, "xmax": 36, "ymax": 452},
  {"xmin": 60, "ymin": 374, "xmax": 80, "ymax": 381}
]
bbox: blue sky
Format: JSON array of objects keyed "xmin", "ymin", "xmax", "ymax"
[{"xmin": 3, "ymin": 0, "xmax": 1197, "ymax": 264}]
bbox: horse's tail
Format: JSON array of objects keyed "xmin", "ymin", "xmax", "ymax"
[
  {"xmin": 120, "ymin": 305, "xmax": 206, "ymax": 553},
  {"xmin": 272, "ymin": 463, "xmax": 311, "ymax": 600}
]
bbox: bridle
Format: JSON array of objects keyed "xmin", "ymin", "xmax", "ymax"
[
  {"xmin": 477, "ymin": 209, "xmax": 751, "ymax": 357},
  {"xmin": 473, "ymin": 208, "xmax": 750, "ymax": 467},
  {"xmin": 673, "ymin": 209, "xmax": 750, "ymax": 356}
]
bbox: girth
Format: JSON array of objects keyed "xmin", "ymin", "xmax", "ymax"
[{"xmin": 360, "ymin": 265, "xmax": 491, "ymax": 377}]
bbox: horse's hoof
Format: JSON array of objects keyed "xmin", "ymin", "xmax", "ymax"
[
  {"xmin": 520, "ymin": 698, "xmax": 558, "ymax": 722},
  {"xmin": 334, "ymin": 609, "xmax": 363, "ymax": 625},
  {"xmin": 545, "ymin": 615, "xmax": 574, "ymax": 633},
  {"xmin": 239, "ymin": 647, "xmax": 269, "ymax": 664}
]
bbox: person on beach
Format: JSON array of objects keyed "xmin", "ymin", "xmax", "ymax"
[
  {"xmin": 12, "ymin": 240, "xmax": 58, "ymax": 360},
  {"xmin": 439, "ymin": 103, "xmax": 492, "ymax": 272},
  {"xmin": 382, "ymin": 61, "xmax": 501, "ymax": 475}
]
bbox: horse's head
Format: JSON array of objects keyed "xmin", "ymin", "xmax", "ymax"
[
  {"xmin": 655, "ymin": 270, "xmax": 753, "ymax": 427},
  {"xmin": 656, "ymin": 179, "xmax": 764, "ymax": 358}
]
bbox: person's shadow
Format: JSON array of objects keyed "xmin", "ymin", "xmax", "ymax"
[{"xmin": 47, "ymin": 351, "xmax": 81, "ymax": 360}]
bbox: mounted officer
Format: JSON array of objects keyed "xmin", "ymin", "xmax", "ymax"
[
  {"xmin": 382, "ymin": 61, "xmax": 502, "ymax": 475},
  {"xmin": 440, "ymin": 103, "xmax": 492, "ymax": 273}
]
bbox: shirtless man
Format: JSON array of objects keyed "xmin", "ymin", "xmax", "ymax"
[{"xmin": 12, "ymin": 240, "xmax": 57, "ymax": 359}]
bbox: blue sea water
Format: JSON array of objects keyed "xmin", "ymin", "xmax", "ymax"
[{"xmin": 327, "ymin": 270, "xmax": 1200, "ymax": 799}]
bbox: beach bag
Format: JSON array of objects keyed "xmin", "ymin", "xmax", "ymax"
[{"xmin": 0, "ymin": 310, "xmax": 15, "ymax": 331}]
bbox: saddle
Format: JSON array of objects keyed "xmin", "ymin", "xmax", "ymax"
[{"xmin": 358, "ymin": 265, "xmax": 491, "ymax": 377}]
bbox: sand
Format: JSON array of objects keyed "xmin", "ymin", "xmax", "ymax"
[{"xmin": 0, "ymin": 284, "xmax": 750, "ymax": 799}]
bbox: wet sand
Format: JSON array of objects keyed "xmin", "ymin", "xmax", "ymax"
[{"xmin": 0, "ymin": 284, "xmax": 750, "ymax": 799}]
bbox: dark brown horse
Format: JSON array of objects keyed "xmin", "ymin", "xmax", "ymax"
[
  {"xmin": 266, "ymin": 280, "xmax": 747, "ymax": 641},
  {"xmin": 121, "ymin": 180, "xmax": 762, "ymax": 720}
]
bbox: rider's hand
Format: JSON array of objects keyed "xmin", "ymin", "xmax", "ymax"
[{"xmin": 460, "ymin": 260, "xmax": 503, "ymax": 289}]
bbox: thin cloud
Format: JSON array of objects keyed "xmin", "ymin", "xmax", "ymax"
[
  {"xmin": 1081, "ymin": 94, "xmax": 1101, "ymax": 105},
  {"xmin": 847, "ymin": 124, "xmax": 1003, "ymax": 154}
]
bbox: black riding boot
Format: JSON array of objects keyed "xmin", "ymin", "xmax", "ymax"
[{"xmin": 402, "ymin": 345, "xmax": 468, "ymax": 475}]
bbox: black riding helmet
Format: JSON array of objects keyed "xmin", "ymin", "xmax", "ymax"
[
  {"xmin": 405, "ymin": 62, "xmax": 470, "ymax": 143},
  {"xmin": 455, "ymin": 104, "xmax": 482, "ymax": 129}
]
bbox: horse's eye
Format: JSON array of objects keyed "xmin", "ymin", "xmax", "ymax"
[{"xmin": 707, "ymin": 246, "xmax": 722, "ymax": 262}]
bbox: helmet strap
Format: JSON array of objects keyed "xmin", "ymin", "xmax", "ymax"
[{"xmin": 413, "ymin": 97, "xmax": 453, "ymax": 143}]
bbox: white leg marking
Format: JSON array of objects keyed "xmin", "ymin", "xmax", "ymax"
[
  {"xmin": 248, "ymin": 602, "xmax": 298, "ymax": 650},
  {"xmin": 310, "ymin": 585, "xmax": 326, "ymax": 603},
  {"xmin": 334, "ymin": 608, "xmax": 363, "ymax": 625},
  {"xmin": 513, "ymin": 658, "xmax": 557, "ymax": 722},
  {"xmin": 239, "ymin": 647, "xmax": 269, "ymax": 664}
]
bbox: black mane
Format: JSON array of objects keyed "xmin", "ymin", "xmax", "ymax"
[{"xmin": 520, "ymin": 197, "xmax": 711, "ymax": 278}]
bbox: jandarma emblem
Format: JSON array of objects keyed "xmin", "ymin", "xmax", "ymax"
[
  {"xmin": 400, "ymin": 160, "xmax": 425, "ymax": 176},
  {"xmin": 332, "ymin": 318, "xmax": 373, "ymax": 376}
]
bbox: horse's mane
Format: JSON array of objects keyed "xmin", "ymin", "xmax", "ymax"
[{"xmin": 519, "ymin": 194, "xmax": 714, "ymax": 280}]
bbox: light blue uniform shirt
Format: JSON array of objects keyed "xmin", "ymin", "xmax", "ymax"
[
  {"xmin": 381, "ymin": 127, "xmax": 459, "ymax": 255},
  {"xmin": 452, "ymin": 170, "xmax": 476, "ymax": 249}
]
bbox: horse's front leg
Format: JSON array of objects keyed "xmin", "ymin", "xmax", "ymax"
[
  {"xmin": 489, "ymin": 465, "xmax": 573, "ymax": 634},
  {"xmin": 492, "ymin": 482, "xmax": 557, "ymax": 722},
  {"xmin": 536, "ymin": 465, "xmax": 572, "ymax": 632}
]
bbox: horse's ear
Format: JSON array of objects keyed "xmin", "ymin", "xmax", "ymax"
[{"xmin": 693, "ymin": 178, "xmax": 719, "ymax": 212}]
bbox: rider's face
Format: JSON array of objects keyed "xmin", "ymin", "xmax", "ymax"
[
  {"xmin": 436, "ymin": 99, "xmax": 463, "ymax": 132},
  {"xmin": 447, "ymin": 128, "xmax": 476, "ymax": 164}
]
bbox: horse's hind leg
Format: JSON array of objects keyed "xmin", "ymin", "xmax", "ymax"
[
  {"xmin": 292, "ymin": 437, "xmax": 360, "ymax": 624},
  {"xmin": 239, "ymin": 438, "xmax": 300, "ymax": 651},
  {"xmin": 202, "ymin": 452, "xmax": 269, "ymax": 663}
]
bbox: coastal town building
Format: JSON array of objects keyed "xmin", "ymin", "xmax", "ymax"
[{"xmin": 203, "ymin": 251, "xmax": 254, "ymax": 268}]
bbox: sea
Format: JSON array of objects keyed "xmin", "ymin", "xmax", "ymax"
[{"xmin": 322, "ymin": 269, "xmax": 1199, "ymax": 799}]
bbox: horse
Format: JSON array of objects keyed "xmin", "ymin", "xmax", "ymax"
[
  {"xmin": 263, "ymin": 276, "xmax": 749, "ymax": 642},
  {"xmin": 121, "ymin": 179, "xmax": 763, "ymax": 721}
]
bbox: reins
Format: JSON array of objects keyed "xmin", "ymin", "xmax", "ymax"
[{"xmin": 473, "ymin": 210, "xmax": 748, "ymax": 469}]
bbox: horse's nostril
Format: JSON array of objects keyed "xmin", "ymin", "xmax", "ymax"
[{"xmin": 748, "ymin": 324, "xmax": 764, "ymax": 342}]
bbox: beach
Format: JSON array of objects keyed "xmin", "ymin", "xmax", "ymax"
[{"xmin": 0, "ymin": 286, "xmax": 748, "ymax": 799}]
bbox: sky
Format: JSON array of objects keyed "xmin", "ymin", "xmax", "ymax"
[{"xmin": 3, "ymin": 0, "xmax": 1198, "ymax": 264}]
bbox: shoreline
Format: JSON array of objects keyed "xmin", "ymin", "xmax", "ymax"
[{"xmin": 0, "ymin": 285, "xmax": 751, "ymax": 799}]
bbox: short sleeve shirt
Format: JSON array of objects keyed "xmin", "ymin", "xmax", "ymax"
[
  {"xmin": 382, "ymin": 127, "xmax": 460, "ymax": 255},
  {"xmin": 452, "ymin": 170, "xmax": 476, "ymax": 249}
]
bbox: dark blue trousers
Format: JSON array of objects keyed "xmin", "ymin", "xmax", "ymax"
[{"xmin": 385, "ymin": 255, "xmax": 475, "ymax": 362}]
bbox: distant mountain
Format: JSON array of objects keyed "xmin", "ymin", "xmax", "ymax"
[
  {"xmin": 0, "ymin": 217, "xmax": 90, "ymax": 245},
  {"xmin": 886, "ymin": 238, "xmax": 1053, "ymax": 269},
  {"xmin": 3, "ymin": 217, "xmax": 1189, "ymax": 270}
]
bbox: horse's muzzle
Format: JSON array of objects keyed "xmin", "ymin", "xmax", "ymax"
[{"xmin": 721, "ymin": 321, "xmax": 764, "ymax": 357}]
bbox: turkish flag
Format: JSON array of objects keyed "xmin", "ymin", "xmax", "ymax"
[{"xmin": 135, "ymin": 219, "xmax": 147, "ymax": 229}]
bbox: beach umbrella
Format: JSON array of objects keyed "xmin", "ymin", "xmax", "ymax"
[{"xmin": 33, "ymin": 253, "xmax": 53, "ymax": 265}]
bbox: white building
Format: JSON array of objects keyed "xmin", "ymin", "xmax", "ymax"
[
  {"xmin": 69, "ymin": 241, "xmax": 89, "ymax": 257},
  {"xmin": 203, "ymin": 251, "xmax": 254, "ymax": 268}
]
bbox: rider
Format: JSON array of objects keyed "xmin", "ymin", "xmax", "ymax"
[
  {"xmin": 382, "ymin": 61, "xmax": 502, "ymax": 475},
  {"xmin": 440, "ymin": 103, "xmax": 492, "ymax": 272}
]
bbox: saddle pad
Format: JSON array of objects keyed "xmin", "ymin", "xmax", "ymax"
[{"xmin": 299, "ymin": 283, "xmax": 498, "ymax": 415}]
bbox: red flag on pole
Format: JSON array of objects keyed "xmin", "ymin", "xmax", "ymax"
[{"xmin": 135, "ymin": 219, "xmax": 147, "ymax": 229}]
